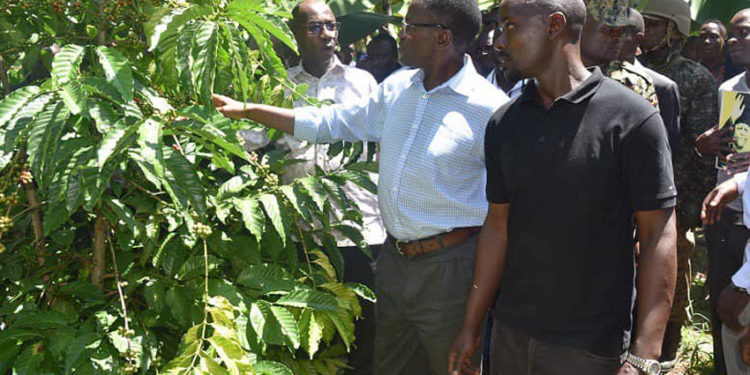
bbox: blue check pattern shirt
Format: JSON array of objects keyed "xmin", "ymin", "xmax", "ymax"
[{"xmin": 294, "ymin": 55, "xmax": 508, "ymax": 240}]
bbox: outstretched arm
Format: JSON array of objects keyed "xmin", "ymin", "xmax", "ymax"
[
  {"xmin": 213, "ymin": 94, "xmax": 296, "ymax": 134},
  {"xmin": 448, "ymin": 202, "xmax": 509, "ymax": 375}
]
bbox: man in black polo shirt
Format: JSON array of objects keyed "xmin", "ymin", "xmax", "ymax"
[{"xmin": 448, "ymin": 0, "xmax": 677, "ymax": 374}]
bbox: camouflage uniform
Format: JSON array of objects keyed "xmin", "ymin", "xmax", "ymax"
[
  {"xmin": 586, "ymin": 0, "xmax": 630, "ymax": 26},
  {"xmin": 586, "ymin": 1, "xmax": 660, "ymax": 107},
  {"xmin": 602, "ymin": 60, "xmax": 660, "ymax": 108},
  {"xmin": 643, "ymin": 43, "xmax": 718, "ymax": 324}
]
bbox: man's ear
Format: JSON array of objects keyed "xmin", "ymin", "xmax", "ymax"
[
  {"xmin": 436, "ymin": 29, "xmax": 454, "ymax": 50},
  {"xmin": 635, "ymin": 32, "xmax": 645, "ymax": 45},
  {"xmin": 547, "ymin": 12, "xmax": 566, "ymax": 40}
]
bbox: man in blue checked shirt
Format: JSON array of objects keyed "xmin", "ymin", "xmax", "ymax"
[{"xmin": 212, "ymin": 0, "xmax": 508, "ymax": 372}]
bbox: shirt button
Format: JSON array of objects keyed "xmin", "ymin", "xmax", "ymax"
[{"xmin": 423, "ymin": 94, "xmax": 430, "ymax": 99}]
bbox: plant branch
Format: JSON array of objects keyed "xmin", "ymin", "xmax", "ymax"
[
  {"xmin": 0, "ymin": 54, "xmax": 10, "ymax": 95},
  {"xmin": 108, "ymin": 232, "xmax": 130, "ymax": 332},
  {"xmin": 91, "ymin": 211, "xmax": 108, "ymax": 289}
]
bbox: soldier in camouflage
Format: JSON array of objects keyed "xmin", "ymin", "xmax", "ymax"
[
  {"xmin": 641, "ymin": 0, "xmax": 719, "ymax": 368},
  {"xmin": 581, "ymin": 0, "xmax": 660, "ymax": 108}
]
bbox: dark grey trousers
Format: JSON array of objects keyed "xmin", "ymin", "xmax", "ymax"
[
  {"xmin": 489, "ymin": 322, "xmax": 622, "ymax": 375},
  {"xmin": 373, "ymin": 235, "xmax": 481, "ymax": 375},
  {"xmin": 706, "ymin": 208, "xmax": 750, "ymax": 375}
]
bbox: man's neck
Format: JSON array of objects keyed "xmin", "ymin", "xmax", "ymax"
[
  {"xmin": 301, "ymin": 55, "xmax": 336, "ymax": 78},
  {"xmin": 535, "ymin": 46, "xmax": 591, "ymax": 108},
  {"xmin": 422, "ymin": 54, "xmax": 464, "ymax": 92},
  {"xmin": 642, "ymin": 46, "xmax": 671, "ymax": 67}
]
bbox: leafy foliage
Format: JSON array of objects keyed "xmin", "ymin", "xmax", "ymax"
[{"xmin": 0, "ymin": 0, "xmax": 376, "ymax": 373}]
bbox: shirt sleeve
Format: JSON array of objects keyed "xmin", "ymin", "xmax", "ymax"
[
  {"xmin": 294, "ymin": 83, "xmax": 386, "ymax": 143},
  {"xmin": 623, "ymin": 112, "xmax": 678, "ymax": 211},
  {"xmin": 732, "ymin": 243, "xmax": 750, "ymax": 290},
  {"xmin": 485, "ymin": 116, "xmax": 509, "ymax": 203}
]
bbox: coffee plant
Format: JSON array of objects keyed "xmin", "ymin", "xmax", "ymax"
[{"xmin": 0, "ymin": 0, "xmax": 377, "ymax": 373}]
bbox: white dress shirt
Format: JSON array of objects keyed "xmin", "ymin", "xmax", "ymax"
[
  {"xmin": 242, "ymin": 57, "xmax": 384, "ymax": 245},
  {"xmin": 730, "ymin": 169, "xmax": 750, "ymax": 289},
  {"xmin": 295, "ymin": 55, "xmax": 508, "ymax": 240}
]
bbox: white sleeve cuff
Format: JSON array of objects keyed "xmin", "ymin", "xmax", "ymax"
[{"xmin": 293, "ymin": 107, "xmax": 321, "ymax": 142}]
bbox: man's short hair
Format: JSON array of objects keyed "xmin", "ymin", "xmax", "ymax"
[
  {"xmin": 370, "ymin": 33, "xmax": 398, "ymax": 56},
  {"xmin": 290, "ymin": 0, "xmax": 327, "ymax": 33},
  {"xmin": 422, "ymin": 0, "xmax": 481, "ymax": 52},
  {"xmin": 626, "ymin": 8, "xmax": 645, "ymax": 34},
  {"xmin": 523, "ymin": 0, "xmax": 586, "ymax": 42}
]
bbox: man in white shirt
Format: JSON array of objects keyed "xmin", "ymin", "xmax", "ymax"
[
  {"xmin": 697, "ymin": 9, "xmax": 750, "ymax": 374},
  {"xmin": 213, "ymin": 0, "xmax": 508, "ymax": 372},
  {"xmin": 239, "ymin": 2, "xmax": 383, "ymax": 374}
]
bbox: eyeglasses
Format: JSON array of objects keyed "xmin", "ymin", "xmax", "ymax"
[
  {"xmin": 401, "ymin": 21, "xmax": 450, "ymax": 32},
  {"xmin": 306, "ymin": 21, "xmax": 340, "ymax": 35}
]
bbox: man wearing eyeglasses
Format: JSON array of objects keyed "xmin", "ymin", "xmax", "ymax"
[
  {"xmin": 238, "ymin": 2, "xmax": 384, "ymax": 374},
  {"xmin": 213, "ymin": 0, "xmax": 508, "ymax": 373}
]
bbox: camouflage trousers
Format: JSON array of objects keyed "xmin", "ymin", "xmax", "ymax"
[{"xmin": 669, "ymin": 225, "xmax": 693, "ymax": 323}]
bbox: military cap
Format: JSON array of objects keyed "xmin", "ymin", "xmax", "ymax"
[{"xmin": 586, "ymin": 0, "xmax": 630, "ymax": 27}]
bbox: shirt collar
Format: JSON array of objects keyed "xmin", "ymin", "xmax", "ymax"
[
  {"xmin": 409, "ymin": 54, "xmax": 479, "ymax": 97},
  {"xmin": 519, "ymin": 67, "xmax": 604, "ymax": 105},
  {"xmin": 290, "ymin": 56, "xmax": 346, "ymax": 81}
]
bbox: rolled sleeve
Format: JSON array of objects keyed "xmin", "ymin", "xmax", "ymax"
[{"xmin": 293, "ymin": 106, "xmax": 323, "ymax": 142}]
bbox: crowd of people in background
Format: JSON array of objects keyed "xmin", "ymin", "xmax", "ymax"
[{"xmin": 215, "ymin": 0, "xmax": 750, "ymax": 374}]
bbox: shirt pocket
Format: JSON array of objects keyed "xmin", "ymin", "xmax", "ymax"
[{"xmin": 428, "ymin": 113, "xmax": 480, "ymax": 177}]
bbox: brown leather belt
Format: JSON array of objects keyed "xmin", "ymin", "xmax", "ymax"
[{"xmin": 388, "ymin": 226, "xmax": 481, "ymax": 257}]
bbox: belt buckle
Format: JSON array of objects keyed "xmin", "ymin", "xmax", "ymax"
[{"xmin": 394, "ymin": 239, "xmax": 408, "ymax": 256}]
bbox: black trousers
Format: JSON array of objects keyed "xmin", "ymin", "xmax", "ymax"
[
  {"xmin": 489, "ymin": 322, "xmax": 622, "ymax": 375},
  {"xmin": 706, "ymin": 208, "xmax": 750, "ymax": 375}
]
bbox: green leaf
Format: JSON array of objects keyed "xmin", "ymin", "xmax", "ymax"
[
  {"xmin": 64, "ymin": 332, "xmax": 99, "ymax": 374},
  {"xmin": 236, "ymin": 263, "xmax": 301, "ymax": 294},
  {"xmin": 0, "ymin": 91, "xmax": 51, "ymax": 170},
  {"xmin": 335, "ymin": 224, "xmax": 371, "ymax": 258},
  {"xmin": 96, "ymin": 46, "xmax": 134, "ymax": 102},
  {"xmin": 87, "ymin": 99, "xmax": 118, "ymax": 133},
  {"xmin": 324, "ymin": 308, "xmax": 355, "ymax": 351},
  {"xmin": 253, "ymin": 361, "xmax": 294, "ymax": 375},
  {"xmin": 51, "ymin": 44, "xmax": 85, "ymax": 86},
  {"xmin": 164, "ymin": 147, "xmax": 206, "ymax": 215},
  {"xmin": 259, "ymin": 193, "xmax": 286, "ymax": 246},
  {"xmin": 331, "ymin": 170, "xmax": 377, "ymax": 194},
  {"xmin": 275, "ymin": 289, "xmax": 339, "ymax": 312},
  {"xmin": 310, "ymin": 249, "xmax": 337, "ymax": 281},
  {"xmin": 241, "ymin": 16, "xmax": 286, "ymax": 77},
  {"xmin": 227, "ymin": 4, "xmax": 297, "ymax": 54},
  {"xmin": 250, "ymin": 300, "xmax": 284, "ymax": 346},
  {"xmin": 190, "ymin": 21, "xmax": 219, "ymax": 105},
  {"xmin": 199, "ymin": 351, "xmax": 230, "ymax": 375},
  {"xmin": 97, "ymin": 121, "xmax": 136, "ymax": 168},
  {"xmin": 12, "ymin": 311, "xmax": 69, "ymax": 329},
  {"xmin": 12, "ymin": 343, "xmax": 42, "ymax": 375},
  {"xmin": 235, "ymin": 197, "xmax": 265, "ymax": 242},
  {"xmin": 59, "ymin": 81, "xmax": 86, "ymax": 114},
  {"xmin": 298, "ymin": 309, "xmax": 324, "ymax": 358},
  {"xmin": 0, "ymin": 85, "xmax": 39, "ymax": 129},
  {"xmin": 270, "ymin": 305, "xmax": 300, "ymax": 349},
  {"xmin": 345, "ymin": 282, "xmax": 377, "ymax": 303},
  {"xmin": 177, "ymin": 255, "xmax": 221, "ymax": 281},
  {"xmin": 217, "ymin": 176, "xmax": 249, "ymax": 200},
  {"xmin": 279, "ymin": 185, "xmax": 312, "ymax": 222},
  {"xmin": 104, "ymin": 197, "xmax": 136, "ymax": 230},
  {"xmin": 135, "ymin": 118, "xmax": 165, "ymax": 188},
  {"xmin": 26, "ymin": 101, "xmax": 70, "ymax": 189},
  {"xmin": 300, "ymin": 177, "xmax": 327, "ymax": 211},
  {"xmin": 147, "ymin": 6, "xmax": 210, "ymax": 51},
  {"xmin": 134, "ymin": 80, "xmax": 173, "ymax": 114}
]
